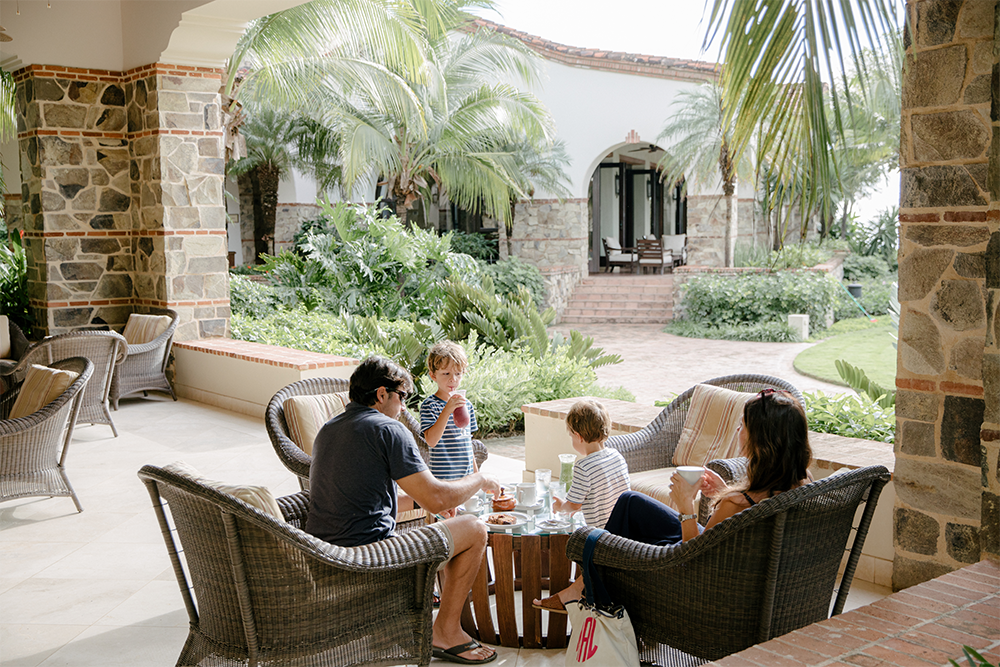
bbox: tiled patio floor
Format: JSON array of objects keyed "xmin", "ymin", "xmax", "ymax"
[{"xmin": 1, "ymin": 396, "xmax": 888, "ymax": 666}]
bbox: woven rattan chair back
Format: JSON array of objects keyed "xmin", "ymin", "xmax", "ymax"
[
  {"xmin": 9, "ymin": 331, "xmax": 127, "ymax": 436},
  {"xmin": 139, "ymin": 464, "xmax": 449, "ymax": 667},
  {"xmin": 0, "ymin": 357, "xmax": 94, "ymax": 512},
  {"xmin": 567, "ymin": 465, "xmax": 890, "ymax": 664},
  {"xmin": 110, "ymin": 309, "xmax": 178, "ymax": 409},
  {"xmin": 605, "ymin": 374, "xmax": 804, "ymax": 475},
  {"xmin": 266, "ymin": 377, "xmax": 487, "ymax": 491}
]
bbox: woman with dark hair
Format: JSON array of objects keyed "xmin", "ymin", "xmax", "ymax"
[{"xmin": 534, "ymin": 388, "xmax": 813, "ymax": 613}]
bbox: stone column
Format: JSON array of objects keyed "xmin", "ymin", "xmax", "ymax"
[
  {"xmin": 13, "ymin": 63, "xmax": 229, "ymax": 340},
  {"xmin": 509, "ymin": 198, "xmax": 589, "ymax": 318},
  {"xmin": 895, "ymin": 0, "xmax": 995, "ymax": 587}
]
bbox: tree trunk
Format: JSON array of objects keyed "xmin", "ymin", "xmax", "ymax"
[
  {"xmin": 499, "ymin": 200, "xmax": 514, "ymax": 260},
  {"xmin": 251, "ymin": 164, "xmax": 280, "ymax": 264},
  {"xmin": 723, "ymin": 181, "xmax": 737, "ymax": 267}
]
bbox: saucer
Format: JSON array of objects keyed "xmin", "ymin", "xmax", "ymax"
[{"xmin": 515, "ymin": 500, "xmax": 544, "ymax": 512}]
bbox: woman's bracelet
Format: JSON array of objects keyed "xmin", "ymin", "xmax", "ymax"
[{"xmin": 679, "ymin": 513, "xmax": 697, "ymax": 522}]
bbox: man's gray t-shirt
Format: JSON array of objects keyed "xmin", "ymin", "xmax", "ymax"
[{"xmin": 306, "ymin": 401, "xmax": 427, "ymax": 547}]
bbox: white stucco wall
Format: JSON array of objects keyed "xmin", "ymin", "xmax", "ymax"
[{"xmin": 522, "ymin": 58, "xmax": 707, "ymax": 199}]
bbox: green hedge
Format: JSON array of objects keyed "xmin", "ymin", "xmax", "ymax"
[{"xmin": 680, "ymin": 270, "xmax": 839, "ymax": 336}]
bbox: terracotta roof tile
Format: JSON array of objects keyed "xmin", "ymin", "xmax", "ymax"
[{"xmin": 467, "ymin": 17, "xmax": 719, "ymax": 81}]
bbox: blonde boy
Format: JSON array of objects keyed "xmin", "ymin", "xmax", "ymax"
[
  {"xmin": 420, "ymin": 341, "xmax": 478, "ymax": 482},
  {"xmin": 552, "ymin": 399, "xmax": 630, "ymax": 528}
]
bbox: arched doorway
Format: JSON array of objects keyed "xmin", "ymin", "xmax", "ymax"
[{"xmin": 587, "ymin": 142, "xmax": 687, "ymax": 273}]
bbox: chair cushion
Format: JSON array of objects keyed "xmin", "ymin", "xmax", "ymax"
[
  {"xmin": 630, "ymin": 467, "xmax": 678, "ymax": 507},
  {"xmin": 283, "ymin": 392, "xmax": 350, "ymax": 455},
  {"xmin": 9, "ymin": 364, "xmax": 80, "ymax": 420},
  {"xmin": 122, "ymin": 314, "xmax": 172, "ymax": 345},
  {"xmin": 604, "ymin": 237, "xmax": 622, "ymax": 251},
  {"xmin": 673, "ymin": 384, "xmax": 755, "ymax": 466},
  {"xmin": 162, "ymin": 461, "xmax": 283, "ymax": 519},
  {"xmin": 0, "ymin": 315, "xmax": 9, "ymax": 359}
]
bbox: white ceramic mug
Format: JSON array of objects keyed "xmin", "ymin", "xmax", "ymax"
[
  {"xmin": 677, "ymin": 466, "xmax": 705, "ymax": 485},
  {"xmin": 463, "ymin": 494, "xmax": 481, "ymax": 512},
  {"xmin": 515, "ymin": 482, "xmax": 537, "ymax": 506}
]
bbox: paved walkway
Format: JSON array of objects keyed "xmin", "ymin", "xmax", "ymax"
[{"xmin": 552, "ymin": 323, "xmax": 848, "ymax": 406}]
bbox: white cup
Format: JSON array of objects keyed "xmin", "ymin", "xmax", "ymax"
[
  {"xmin": 463, "ymin": 495, "xmax": 481, "ymax": 512},
  {"xmin": 677, "ymin": 466, "xmax": 705, "ymax": 485},
  {"xmin": 516, "ymin": 482, "xmax": 537, "ymax": 506}
]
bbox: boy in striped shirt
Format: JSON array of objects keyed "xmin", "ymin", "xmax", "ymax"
[
  {"xmin": 421, "ymin": 342, "xmax": 478, "ymax": 517},
  {"xmin": 551, "ymin": 399, "xmax": 630, "ymax": 528}
]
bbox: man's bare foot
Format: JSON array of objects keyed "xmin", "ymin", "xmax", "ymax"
[{"xmin": 431, "ymin": 636, "xmax": 496, "ymax": 664}]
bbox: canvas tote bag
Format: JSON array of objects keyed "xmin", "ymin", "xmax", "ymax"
[{"xmin": 565, "ymin": 529, "xmax": 640, "ymax": 667}]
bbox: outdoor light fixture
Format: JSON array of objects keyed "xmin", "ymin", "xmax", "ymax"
[
  {"xmin": 646, "ymin": 180, "xmax": 652, "ymax": 199},
  {"xmin": 614, "ymin": 173, "xmax": 620, "ymax": 196}
]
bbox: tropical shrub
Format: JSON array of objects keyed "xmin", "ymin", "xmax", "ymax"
[
  {"xmin": 229, "ymin": 275, "xmax": 281, "ymax": 320},
  {"xmin": 736, "ymin": 241, "xmax": 835, "ymax": 269},
  {"xmin": 849, "ymin": 206, "xmax": 898, "ymax": 269},
  {"xmin": 0, "ymin": 232, "xmax": 32, "ymax": 335},
  {"xmin": 449, "ymin": 230, "xmax": 498, "ymax": 262},
  {"xmin": 483, "ymin": 256, "xmax": 546, "ymax": 306},
  {"xmin": 834, "ymin": 274, "xmax": 895, "ymax": 320},
  {"xmin": 842, "ymin": 254, "xmax": 891, "ymax": 281},
  {"xmin": 261, "ymin": 200, "xmax": 483, "ymax": 319},
  {"xmin": 679, "ymin": 270, "xmax": 839, "ymax": 336},
  {"xmin": 803, "ymin": 390, "xmax": 895, "ymax": 443},
  {"xmin": 664, "ymin": 319, "xmax": 801, "ymax": 342}
]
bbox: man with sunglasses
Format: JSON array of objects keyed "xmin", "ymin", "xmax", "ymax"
[{"xmin": 307, "ymin": 355, "xmax": 501, "ymax": 665}]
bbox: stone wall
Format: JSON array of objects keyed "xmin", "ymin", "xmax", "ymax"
[
  {"xmin": 510, "ymin": 198, "xmax": 589, "ymax": 318},
  {"xmin": 894, "ymin": 0, "xmax": 997, "ymax": 587},
  {"xmin": 13, "ymin": 63, "xmax": 229, "ymax": 340},
  {"xmin": 687, "ymin": 194, "xmax": 819, "ymax": 267}
]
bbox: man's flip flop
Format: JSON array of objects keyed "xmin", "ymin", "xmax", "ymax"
[
  {"xmin": 431, "ymin": 640, "xmax": 497, "ymax": 665},
  {"xmin": 532, "ymin": 594, "xmax": 569, "ymax": 615}
]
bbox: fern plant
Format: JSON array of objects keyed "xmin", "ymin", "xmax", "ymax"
[{"xmin": 835, "ymin": 359, "xmax": 895, "ymax": 409}]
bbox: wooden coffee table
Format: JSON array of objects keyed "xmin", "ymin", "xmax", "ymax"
[{"xmin": 461, "ymin": 530, "xmax": 574, "ymax": 649}]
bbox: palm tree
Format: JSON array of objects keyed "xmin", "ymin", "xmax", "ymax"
[
  {"xmin": 228, "ymin": 104, "xmax": 337, "ymax": 263},
  {"xmin": 317, "ymin": 19, "xmax": 557, "ymax": 226},
  {"xmin": 0, "ymin": 69, "xmax": 16, "ymax": 225},
  {"xmin": 703, "ymin": 0, "xmax": 900, "ymax": 218},
  {"xmin": 497, "ymin": 139, "xmax": 573, "ymax": 258},
  {"xmin": 657, "ymin": 81, "xmax": 754, "ymax": 267}
]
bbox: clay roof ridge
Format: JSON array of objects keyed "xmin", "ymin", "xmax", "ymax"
[{"xmin": 467, "ymin": 17, "xmax": 719, "ymax": 73}]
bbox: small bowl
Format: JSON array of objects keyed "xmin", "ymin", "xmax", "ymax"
[{"xmin": 676, "ymin": 466, "xmax": 705, "ymax": 485}]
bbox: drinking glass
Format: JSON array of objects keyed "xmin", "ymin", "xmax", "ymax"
[
  {"xmin": 452, "ymin": 389, "xmax": 470, "ymax": 429},
  {"xmin": 534, "ymin": 469, "xmax": 551, "ymax": 511},
  {"xmin": 558, "ymin": 453, "xmax": 576, "ymax": 492}
]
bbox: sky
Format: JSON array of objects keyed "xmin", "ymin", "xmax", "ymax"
[{"xmin": 473, "ymin": 0, "xmax": 901, "ymax": 224}]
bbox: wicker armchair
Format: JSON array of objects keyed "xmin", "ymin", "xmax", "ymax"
[
  {"xmin": 605, "ymin": 374, "xmax": 804, "ymax": 475},
  {"xmin": 266, "ymin": 377, "xmax": 488, "ymax": 491},
  {"xmin": 567, "ymin": 465, "xmax": 890, "ymax": 665},
  {"xmin": 110, "ymin": 309, "xmax": 178, "ymax": 409},
  {"xmin": 1, "ymin": 357, "xmax": 94, "ymax": 512},
  {"xmin": 138, "ymin": 464, "xmax": 451, "ymax": 667},
  {"xmin": 2, "ymin": 331, "xmax": 128, "ymax": 436}
]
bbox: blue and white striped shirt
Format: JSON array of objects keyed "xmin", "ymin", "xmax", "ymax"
[{"xmin": 420, "ymin": 394, "xmax": 478, "ymax": 480}]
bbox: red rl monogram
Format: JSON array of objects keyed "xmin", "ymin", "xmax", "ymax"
[{"xmin": 576, "ymin": 616, "xmax": 599, "ymax": 662}]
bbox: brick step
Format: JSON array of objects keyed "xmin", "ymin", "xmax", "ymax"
[
  {"xmin": 561, "ymin": 315, "xmax": 673, "ymax": 324},
  {"xmin": 570, "ymin": 288, "xmax": 674, "ymax": 298},
  {"xmin": 570, "ymin": 300, "xmax": 672, "ymax": 310},
  {"xmin": 578, "ymin": 277, "xmax": 673, "ymax": 287},
  {"xmin": 562, "ymin": 308, "xmax": 672, "ymax": 319}
]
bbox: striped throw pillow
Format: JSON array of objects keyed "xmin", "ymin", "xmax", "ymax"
[
  {"xmin": 9, "ymin": 364, "xmax": 80, "ymax": 420},
  {"xmin": 162, "ymin": 461, "xmax": 283, "ymax": 520},
  {"xmin": 122, "ymin": 314, "xmax": 171, "ymax": 345},
  {"xmin": 0, "ymin": 315, "xmax": 9, "ymax": 359},
  {"xmin": 672, "ymin": 384, "xmax": 755, "ymax": 467},
  {"xmin": 283, "ymin": 392, "xmax": 350, "ymax": 455}
]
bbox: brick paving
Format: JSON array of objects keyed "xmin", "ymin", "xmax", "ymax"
[{"xmin": 708, "ymin": 560, "xmax": 1000, "ymax": 667}]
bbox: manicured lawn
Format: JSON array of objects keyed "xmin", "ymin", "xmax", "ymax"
[{"xmin": 794, "ymin": 320, "xmax": 897, "ymax": 388}]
